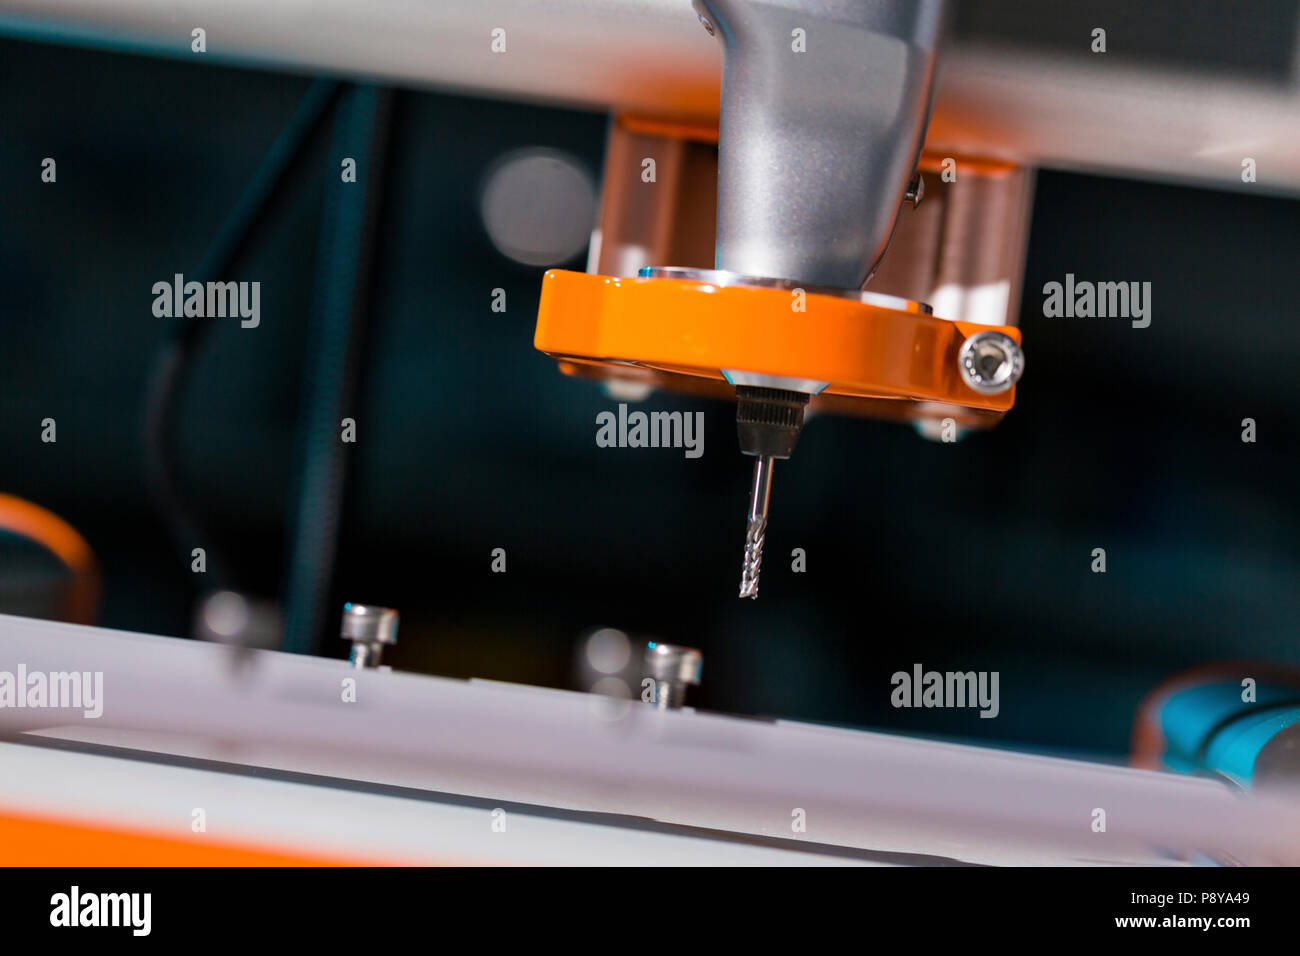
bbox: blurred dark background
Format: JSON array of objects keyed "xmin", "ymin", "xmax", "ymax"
[{"xmin": 1, "ymin": 34, "xmax": 1297, "ymax": 758}]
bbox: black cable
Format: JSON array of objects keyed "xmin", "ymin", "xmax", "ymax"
[
  {"xmin": 280, "ymin": 85, "xmax": 394, "ymax": 655},
  {"xmin": 141, "ymin": 79, "xmax": 340, "ymax": 591}
]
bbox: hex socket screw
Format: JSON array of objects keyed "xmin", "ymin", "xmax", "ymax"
[
  {"xmin": 340, "ymin": 603, "xmax": 399, "ymax": 668},
  {"xmin": 957, "ymin": 330, "xmax": 1025, "ymax": 394},
  {"xmin": 643, "ymin": 642, "xmax": 703, "ymax": 710}
]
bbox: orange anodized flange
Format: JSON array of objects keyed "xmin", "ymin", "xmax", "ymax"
[{"xmin": 534, "ymin": 269, "xmax": 1020, "ymax": 418}]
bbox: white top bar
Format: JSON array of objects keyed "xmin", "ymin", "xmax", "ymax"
[{"xmin": 0, "ymin": 1, "xmax": 1298, "ymax": 191}]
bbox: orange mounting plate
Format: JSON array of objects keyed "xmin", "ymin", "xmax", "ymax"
[{"xmin": 534, "ymin": 270, "xmax": 1019, "ymax": 423}]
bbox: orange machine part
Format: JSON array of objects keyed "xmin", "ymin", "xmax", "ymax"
[
  {"xmin": 0, "ymin": 494, "xmax": 100, "ymax": 624},
  {"xmin": 534, "ymin": 269, "xmax": 1019, "ymax": 414},
  {"xmin": 0, "ymin": 808, "xmax": 426, "ymax": 866}
]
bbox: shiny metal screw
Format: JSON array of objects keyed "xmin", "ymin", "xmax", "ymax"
[
  {"xmin": 341, "ymin": 603, "xmax": 399, "ymax": 668},
  {"xmin": 697, "ymin": 14, "xmax": 715, "ymax": 35},
  {"xmin": 957, "ymin": 330, "xmax": 1025, "ymax": 394},
  {"xmin": 904, "ymin": 172, "xmax": 925, "ymax": 209},
  {"xmin": 643, "ymin": 642, "xmax": 703, "ymax": 710}
]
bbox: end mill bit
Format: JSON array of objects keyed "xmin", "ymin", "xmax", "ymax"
[
  {"xmin": 739, "ymin": 455, "xmax": 773, "ymax": 598},
  {"xmin": 733, "ymin": 386, "xmax": 809, "ymax": 601}
]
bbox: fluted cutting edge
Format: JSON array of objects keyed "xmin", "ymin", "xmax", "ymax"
[{"xmin": 738, "ymin": 516, "xmax": 765, "ymax": 599}]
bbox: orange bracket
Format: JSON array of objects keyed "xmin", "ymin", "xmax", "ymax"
[{"xmin": 534, "ymin": 269, "xmax": 1019, "ymax": 418}]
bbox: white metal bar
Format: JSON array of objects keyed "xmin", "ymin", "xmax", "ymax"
[
  {"xmin": 2, "ymin": 614, "xmax": 1297, "ymax": 865},
  {"xmin": 1, "ymin": 1, "xmax": 1298, "ymax": 191}
]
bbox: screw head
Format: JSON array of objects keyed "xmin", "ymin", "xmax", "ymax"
[
  {"xmin": 643, "ymin": 642, "xmax": 703, "ymax": 685},
  {"xmin": 957, "ymin": 331, "xmax": 1024, "ymax": 394},
  {"xmin": 340, "ymin": 604, "xmax": 399, "ymax": 645},
  {"xmin": 697, "ymin": 14, "xmax": 716, "ymax": 35},
  {"xmin": 904, "ymin": 172, "xmax": 925, "ymax": 209}
]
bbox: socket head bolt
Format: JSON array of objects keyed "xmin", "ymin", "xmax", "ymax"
[
  {"xmin": 643, "ymin": 642, "xmax": 703, "ymax": 710},
  {"xmin": 340, "ymin": 603, "xmax": 399, "ymax": 669},
  {"xmin": 957, "ymin": 330, "xmax": 1025, "ymax": 394}
]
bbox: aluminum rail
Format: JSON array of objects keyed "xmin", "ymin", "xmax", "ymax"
[{"xmin": 2, "ymin": 614, "xmax": 1298, "ymax": 865}]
